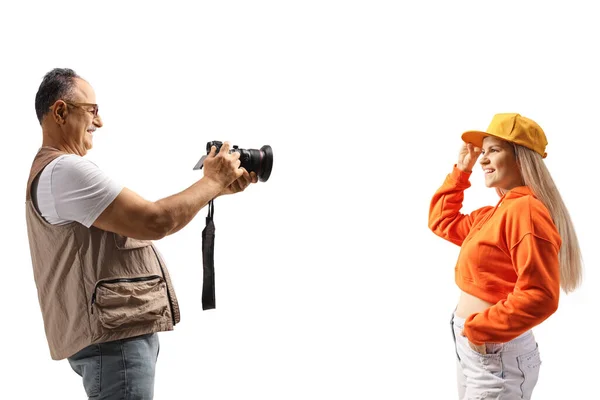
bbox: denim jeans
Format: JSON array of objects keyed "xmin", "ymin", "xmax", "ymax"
[
  {"xmin": 451, "ymin": 313, "xmax": 541, "ymax": 399},
  {"xmin": 68, "ymin": 333, "xmax": 160, "ymax": 400}
]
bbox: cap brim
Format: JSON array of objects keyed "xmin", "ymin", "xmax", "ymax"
[{"xmin": 461, "ymin": 130, "xmax": 492, "ymax": 148}]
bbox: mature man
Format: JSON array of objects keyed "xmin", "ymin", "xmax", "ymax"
[{"xmin": 25, "ymin": 68, "xmax": 257, "ymax": 399}]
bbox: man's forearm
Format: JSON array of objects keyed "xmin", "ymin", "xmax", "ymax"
[{"xmin": 154, "ymin": 177, "xmax": 224, "ymax": 237}]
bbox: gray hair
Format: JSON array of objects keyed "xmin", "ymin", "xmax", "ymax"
[{"xmin": 34, "ymin": 68, "xmax": 80, "ymax": 124}]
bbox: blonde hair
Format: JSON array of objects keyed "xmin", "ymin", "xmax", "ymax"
[{"xmin": 497, "ymin": 144, "xmax": 582, "ymax": 293}]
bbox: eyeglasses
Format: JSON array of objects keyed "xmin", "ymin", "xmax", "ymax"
[{"xmin": 63, "ymin": 100, "xmax": 99, "ymax": 117}]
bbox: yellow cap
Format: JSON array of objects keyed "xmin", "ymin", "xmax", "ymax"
[{"xmin": 461, "ymin": 113, "xmax": 548, "ymax": 158}]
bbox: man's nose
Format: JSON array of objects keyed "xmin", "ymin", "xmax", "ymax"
[{"xmin": 94, "ymin": 114, "xmax": 103, "ymax": 128}]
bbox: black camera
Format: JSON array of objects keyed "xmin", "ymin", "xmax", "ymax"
[{"xmin": 194, "ymin": 141, "xmax": 273, "ymax": 182}]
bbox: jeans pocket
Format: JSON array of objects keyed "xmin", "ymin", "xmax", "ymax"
[
  {"xmin": 454, "ymin": 330, "xmax": 503, "ymax": 379},
  {"xmin": 517, "ymin": 344, "xmax": 541, "ymax": 399},
  {"xmin": 469, "ymin": 350, "xmax": 503, "ymax": 379}
]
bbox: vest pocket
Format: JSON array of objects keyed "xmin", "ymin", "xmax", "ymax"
[
  {"xmin": 91, "ymin": 275, "xmax": 168, "ymax": 330},
  {"xmin": 114, "ymin": 234, "xmax": 153, "ymax": 250}
]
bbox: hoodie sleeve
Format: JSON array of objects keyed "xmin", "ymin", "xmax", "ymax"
[{"xmin": 429, "ymin": 165, "xmax": 493, "ymax": 246}]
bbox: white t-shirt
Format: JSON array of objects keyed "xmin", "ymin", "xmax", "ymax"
[{"xmin": 31, "ymin": 153, "xmax": 124, "ymax": 227}]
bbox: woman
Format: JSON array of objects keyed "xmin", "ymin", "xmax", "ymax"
[{"xmin": 428, "ymin": 113, "xmax": 582, "ymax": 399}]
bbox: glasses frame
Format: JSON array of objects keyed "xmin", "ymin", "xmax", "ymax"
[{"xmin": 63, "ymin": 100, "xmax": 99, "ymax": 117}]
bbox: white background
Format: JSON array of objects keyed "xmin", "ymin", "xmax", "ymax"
[{"xmin": 1, "ymin": 1, "xmax": 598, "ymax": 398}]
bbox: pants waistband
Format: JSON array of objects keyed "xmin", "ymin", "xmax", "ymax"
[{"xmin": 451, "ymin": 311, "xmax": 535, "ymax": 350}]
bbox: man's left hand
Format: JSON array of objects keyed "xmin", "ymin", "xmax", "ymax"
[{"xmin": 218, "ymin": 169, "xmax": 258, "ymax": 196}]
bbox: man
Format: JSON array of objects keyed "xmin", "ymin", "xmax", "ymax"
[{"xmin": 25, "ymin": 68, "xmax": 257, "ymax": 399}]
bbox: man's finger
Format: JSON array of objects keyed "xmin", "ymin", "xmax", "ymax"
[
  {"xmin": 235, "ymin": 165, "xmax": 244, "ymax": 178},
  {"xmin": 221, "ymin": 141, "xmax": 231, "ymax": 154}
]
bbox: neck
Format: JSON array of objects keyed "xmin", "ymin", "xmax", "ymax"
[{"xmin": 41, "ymin": 127, "xmax": 86, "ymax": 156}]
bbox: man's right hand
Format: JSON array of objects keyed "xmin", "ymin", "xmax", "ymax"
[
  {"xmin": 457, "ymin": 142, "xmax": 481, "ymax": 173},
  {"xmin": 202, "ymin": 141, "xmax": 245, "ymax": 189}
]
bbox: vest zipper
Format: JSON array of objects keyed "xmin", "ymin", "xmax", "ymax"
[{"xmin": 90, "ymin": 275, "xmax": 162, "ymax": 314}]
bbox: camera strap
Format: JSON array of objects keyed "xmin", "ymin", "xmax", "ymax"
[{"xmin": 201, "ymin": 199, "xmax": 216, "ymax": 310}]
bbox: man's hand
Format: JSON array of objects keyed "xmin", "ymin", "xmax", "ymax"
[
  {"xmin": 457, "ymin": 142, "xmax": 481, "ymax": 173},
  {"xmin": 218, "ymin": 169, "xmax": 258, "ymax": 196},
  {"xmin": 202, "ymin": 142, "xmax": 244, "ymax": 190}
]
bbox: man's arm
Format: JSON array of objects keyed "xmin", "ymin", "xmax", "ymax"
[
  {"xmin": 93, "ymin": 142, "xmax": 250, "ymax": 240},
  {"xmin": 92, "ymin": 177, "xmax": 224, "ymax": 240}
]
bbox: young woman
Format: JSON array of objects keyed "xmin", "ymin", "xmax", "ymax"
[{"xmin": 428, "ymin": 113, "xmax": 582, "ymax": 399}]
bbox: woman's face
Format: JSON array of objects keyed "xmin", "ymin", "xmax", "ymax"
[{"xmin": 479, "ymin": 136, "xmax": 523, "ymax": 191}]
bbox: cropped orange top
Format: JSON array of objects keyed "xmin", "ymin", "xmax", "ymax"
[{"xmin": 429, "ymin": 166, "xmax": 561, "ymax": 345}]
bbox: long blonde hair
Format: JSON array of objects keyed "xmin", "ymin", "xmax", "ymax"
[{"xmin": 497, "ymin": 144, "xmax": 582, "ymax": 293}]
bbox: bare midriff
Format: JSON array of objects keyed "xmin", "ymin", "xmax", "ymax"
[{"xmin": 455, "ymin": 290, "xmax": 495, "ymax": 319}]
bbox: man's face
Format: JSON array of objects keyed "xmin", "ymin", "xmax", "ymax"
[{"xmin": 56, "ymin": 78, "xmax": 103, "ymax": 155}]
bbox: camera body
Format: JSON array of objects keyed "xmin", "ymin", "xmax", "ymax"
[{"xmin": 194, "ymin": 141, "xmax": 273, "ymax": 182}]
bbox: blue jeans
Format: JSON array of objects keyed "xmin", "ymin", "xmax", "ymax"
[{"xmin": 68, "ymin": 333, "xmax": 160, "ymax": 400}]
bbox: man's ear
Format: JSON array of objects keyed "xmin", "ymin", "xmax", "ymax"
[{"xmin": 51, "ymin": 100, "xmax": 68, "ymax": 125}]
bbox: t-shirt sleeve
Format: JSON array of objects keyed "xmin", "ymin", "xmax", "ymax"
[{"xmin": 50, "ymin": 155, "xmax": 124, "ymax": 227}]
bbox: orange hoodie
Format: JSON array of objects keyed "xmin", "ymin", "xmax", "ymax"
[{"xmin": 429, "ymin": 166, "xmax": 561, "ymax": 345}]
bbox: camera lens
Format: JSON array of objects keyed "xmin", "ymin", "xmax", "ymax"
[
  {"xmin": 203, "ymin": 141, "xmax": 273, "ymax": 182},
  {"xmin": 239, "ymin": 145, "xmax": 273, "ymax": 182},
  {"xmin": 259, "ymin": 145, "xmax": 273, "ymax": 182}
]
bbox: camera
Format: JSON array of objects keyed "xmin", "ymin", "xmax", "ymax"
[{"xmin": 194, "ymin": 141, "xmax": 273, "ymax": 182}]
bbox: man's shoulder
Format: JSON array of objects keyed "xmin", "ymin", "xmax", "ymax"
[
  {"xmin": 53, "ymin": 153, "xmax": 98, "ymax": 168},
  {"xmin": 43, "ymin": 154, "xmax": 111, "ymax": 198},
  {"xmin": 49, "ymin": 154, "xmax": 102, "ymax": 178}
]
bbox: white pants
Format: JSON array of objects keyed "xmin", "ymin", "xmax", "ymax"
[{"xmin": 451, "ymin": 313, "xmax": 542, "ymax": 400}]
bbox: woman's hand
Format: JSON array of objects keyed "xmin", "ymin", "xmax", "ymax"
[
  {"xmin": 457, "ymin": 142, "xmax": 481, "ymax": 173},
  {"xmin": 468, "ymin": 340, "xmax": 487, "ymax": 355},
  {"xmin": 461, "ymin": 328, "xmax": 487, "ymax": 354}
]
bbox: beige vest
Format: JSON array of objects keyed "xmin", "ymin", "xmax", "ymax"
[{"xmin": 25, "ymin": 147, "xmax": 180, "ymax": 360}]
